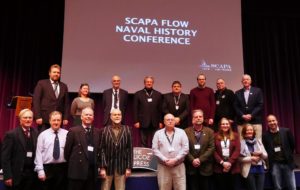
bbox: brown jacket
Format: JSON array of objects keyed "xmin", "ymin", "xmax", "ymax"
[{"xmin": 184, "ymin": 126, "xmax": 215, "ymax": 176}]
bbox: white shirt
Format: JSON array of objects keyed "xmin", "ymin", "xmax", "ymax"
[
  {"xmin": 110, "ymin": 88, "xmax": 120, "ymax": 112},
  {"xmin": 152, "ymin": 127, "xmax": 189, "ymax": 163},
  {"xmin": 34, "ymin": 128, "xmax": 68, "ymax": 177},
  {"xmin": 50, "ymin": 79, "xmax": 60, "ymax": 96}
]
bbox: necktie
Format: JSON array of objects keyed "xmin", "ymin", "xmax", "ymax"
[
  {"xmin": 113, "ymin": 90, "xmax": 118, "ymax": 109},
  {"xmin": 24, "ymin": 129, "xmax": 30, "ymax": 138},
  {"xmin": 53, "ymin": 131, "xmax": 60, "ymax": 160},
  {"xmin": 53, "ymin": 82, "xmax": 59, "ymax": 98}
]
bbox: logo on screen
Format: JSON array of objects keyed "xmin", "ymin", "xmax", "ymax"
[{"xmin": 199, "ymin": 60, "xmax": 232, "ymax": 72}]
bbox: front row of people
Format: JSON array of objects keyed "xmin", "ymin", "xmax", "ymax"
[
  {"xmin": 1, "ymin": 107, "xmax": 132, "ymax": 190},
  {"xmin": 1, "ymin": 108, "xmax": 296, "ymax": 190},
  {"xmin": 153, "ymin": 110, "xmax": 296, "ymax": 190}
]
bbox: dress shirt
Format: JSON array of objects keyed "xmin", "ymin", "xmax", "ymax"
[
  {"xmin": 111, "ymin": 89, "xmax": 120, "ymax": 112},
  {"xmin": 34, "ymin": 128, "xmax": 68, "ymax": 177},
  {"xmin": 50, "ymin": 79, "xmax": 60, "ymax": 95},
  {"xmin": 244, "ymin": 87, "xmax": 250, "ymax": 104},
  {"xmin": 152, "ymin": 127, "xmax": 189, "ymax": 163}
]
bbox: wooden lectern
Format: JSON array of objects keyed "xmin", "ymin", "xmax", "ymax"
[{"xmin": 11, "ymin": 96, "xmax": 33, "ymax": 116}]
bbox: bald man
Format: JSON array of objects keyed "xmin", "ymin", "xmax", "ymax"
[{"xmin": 102, "ymin": 75, "xmax": 128, "ymax": 126}]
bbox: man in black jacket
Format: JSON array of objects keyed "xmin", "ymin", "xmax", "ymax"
[
  {"xmin": 262, "ymin": 114, "xmax": 296, "ymax": 190},
  {"xmin": 1, "ymin": 109, "xmax": 38, "ymax": 190}
]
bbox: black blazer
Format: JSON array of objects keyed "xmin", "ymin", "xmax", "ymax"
[
  {"xmin": 1, "ymin": 127, "xmax": 38, "ymax": 186},
  {"xmin": 262, "ymin": 127, "xmax": 295, "ymax": 169},
  {"xmin": 234, "ymin": 86, "xmax": 263, "ymax": 125},
  {"xmin": 99, "ymin": 125, "xmax": 133, "ymax": 175},
  {"xmin": 102, "ymin": 88, "xmax": 128, "ymax": 126},
  {"xmin": 133, "ymin": 89, "xmax": 162, "ymax": 128},
  {"xmin": 64, "ymin": 126, "xmax": 100, "ymax": 180},
  {"xmin": 33, "ymin": 79, "xmax": 69, "ymax": 123},
  {"xmin": 214, "ymin": 88, "xmax": 236, "ymax": 123},
  {"xmin": 162, "ymin": 93, "xmax": 189, "ymax": 129}
]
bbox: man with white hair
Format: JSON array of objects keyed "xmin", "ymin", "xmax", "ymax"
[
  {"xmin": 234, "ymin": 74, "xmax": 263, "ymax": 139},
  {"xmin": 2, "ymin": 109, "xmax": 38, "ymax": 190},
  {"xmin": 152, "ymin": 113, "xmax": 189, "ymax": 190}
]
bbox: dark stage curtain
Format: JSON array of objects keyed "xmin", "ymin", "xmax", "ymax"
[
  {"xmin": 1, "ymin": 1, "xmax": 300, "ymax": 151},
  {"xmin": 242, "ymin": 1, "xmax": 300, "ymax": 152}
]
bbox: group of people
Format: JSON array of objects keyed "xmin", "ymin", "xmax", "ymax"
[
  {"xmin": 153, "ymin": 111, "xmax": 296, "ymax": 190},
  {"xmin": 0, "ymin": 63, "xmax": 297, "ymax": 190},
  {"xmin": 2, "ymin": 107, "xmax": 132, "ymax": 190}
]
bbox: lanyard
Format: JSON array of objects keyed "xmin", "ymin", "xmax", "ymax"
[
  {"xmin": 144, "ymin": 89, "xmax": 153, "ymax": 98},
  {"xmin": 173, "ymin": 93, "xmax": 181, "ymax": 106},
  {"xmin": 165, "ymin": 130, "xmax": 175, "ymax": 146},
  {"xmin": 194, "ymin": 130, "xmax": 202, "ymax": 144},
  {"xmin": 223, "ymin": 137, "xmax": 229, "ymax": 148}
]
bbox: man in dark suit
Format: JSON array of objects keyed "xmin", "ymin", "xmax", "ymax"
[
  {"xmin": 99, "ymin": 109, "xmax": 133, "ymax": 190},
  {"xmin": 33, "ymin": 64, "xmax": 69, "ymax": 132},
  {"xmin": 133, "ymin": 76, "xmax": 163, "ymax": 147},
  {"xmin": 64, "ymin": 107, "xmax": 100, "ymax": 190},
  {"xmin": 262, "ymin": 114, "xmax": 296, "ymax": 190},
  {"xmin": 234, "ymin": 74, "xmax": 263, "ymax": 139},
  {"xmin": 214, "ymin": 78, "xmax": 236, "ymax": 131},
  {"xmin": 162, "ymin": 81, "xmax": 189, "ymax": 129},
  {"xmin": 1, "ymin": 109, "xmax": 38, "ymax": 190},
  {"xmin": 102, "ymin": 75, "xmax": 128, "ymax": 126}
]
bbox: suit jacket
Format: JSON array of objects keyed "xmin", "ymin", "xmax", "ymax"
[
  {"xmin": 213, "ymin": 132, "xmax": 240, "ymax": 174},
  {"xmin": 262, "ymin": 127, "xmax": 295, "ymax": 169},
  {"xmin": 99, "ymin": 125, "xmax": 133, "ymax": 175},
  {"xmin": 33, "ymin": 79, "xmax": 69, "ymax": 123},
  {"xmin": 102, "ymin": 88, "xmax": 128, "ymax": 126},
  {"xmin": 234, "ymin": 86, "xmax": 263, "ymax": 125},
  {"xmin": 162, "ymin": 93, "xmax": 190, "ymax": 129},
  {"xmin": 1, "ymin": 126, "xmax": 38, "ymax": 185},
  {"xmin": 239, "ymin": 139, "xmax": 267, "ymax": 178},
  {"xmin": 214, "ymin": 88, "xmax": 236, "ymax": 123},
  {"xmin": 184, "ymin": 126, "xmax": 215, "ymax": 176},
  {"xmin": 133, "ymin": 89, "xmax": 162, "ymax": 128},
  {"xmin": 64, "ymin": 126, "xmax": 100, "ymax": 180}
]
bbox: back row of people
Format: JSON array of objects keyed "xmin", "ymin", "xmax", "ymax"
[{"xmin": 32, "ymin": 64, "xmax": 263, "ymax": 147}]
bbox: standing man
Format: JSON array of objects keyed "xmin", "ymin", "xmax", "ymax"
[
  {"xmin": 184, "ymin": 109, "xmax": 215, "ymax": 190},
  {"xmin": 1, "ymin": 109, "xmax": 38, "ymax": 190},
  {"xmin": 190, "ymin": 74, "xmax": 215, "ymax": 126},
  {"xmin": 262, "ymin": 114, "xmax": 296, "ymax": 190},
  {"xmin": 34, "ymin": 111, "xmax": 68, "ymax": 190},
  {"xmin": 33, "ymin": 64, "xmax": 69, "ymax": 131},
  {"xmin": 152, "ymin": 113, "xmax": 189, "ymax": 190},
  {"xmin": 234, "ymin": 74, "xmax": 263, "ymax": 139},
  {"xmin": 64, "ymin": 107, "xmax": 100, "ymax": 190},
  {"xmin": 162, "ymin": 81, "xmax": 190, "ymax": 129},
  {"xmin": 133, "ymin": 76, "xmax": 163, "ymax": 147},
  {"xmin": 102, "ymin": 75, "xmax": 128, "ymax": 126},
  {"xmin": 214, "ymin": 78, "xmax": 235, "ymax": 131},
  {"xmin": 99, "ymin": 109, "xmax": 133, "ymax": 190}
]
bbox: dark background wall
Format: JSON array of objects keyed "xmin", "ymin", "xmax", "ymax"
[{"xmin": 1, "ymin": 1, "xmax": 300, "ymax": 150}]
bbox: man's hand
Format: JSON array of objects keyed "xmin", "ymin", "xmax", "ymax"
[
  {"xmin": 134, "ymin": 122, "xmax": 140, "ymax": 129},
  {"xmin": 100, "ymin": 168, "xmax": 107, "ymax": 179},
  {"xmin": 4, "ymin": 179, "xmax": 13, "ymax": 187},
  {"xmin": 192, "ymin": 158, "xmax": 201, "ymax": 168}
]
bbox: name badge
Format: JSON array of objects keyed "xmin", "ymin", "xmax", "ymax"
[
  {"xmin": 222, "ymin": 148, "xmax": 230, "ymax": 157},
  {"xmin": 26, "ymin": 152, "xmax": 33, "ymax": 158},
  {"xmin": 175, "ymin": 105, "xmax": 179, "ymax": 110},
  {"xmin": 194, "ymin": 144, "xmax": 201, "ymax": 150},
  {"xmin": 168, "ymin": 147, "xmax": 175, "ymax": 152},
  {"xmin": 147, "ymin": 98, "xmax": 152, "ymax": 102},
  {"xmin": 88, "ymin": 146, "xmax": 94, "ymax": 152},
  {"xmin": 274, "ymin": 147, "xmax": 281, "ymax": 152},
  {"xmin": 216, "ymin": 100, "xmax": 220, "ymax": 105}
]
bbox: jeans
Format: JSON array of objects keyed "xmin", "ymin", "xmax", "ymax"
[
  {"xmin": 271, "ymin": 163, "xmax": 296, "ymax": 190},
  {"xmin": 245, "ymin": 172, "xmax": 265, "ymax": 190}
]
